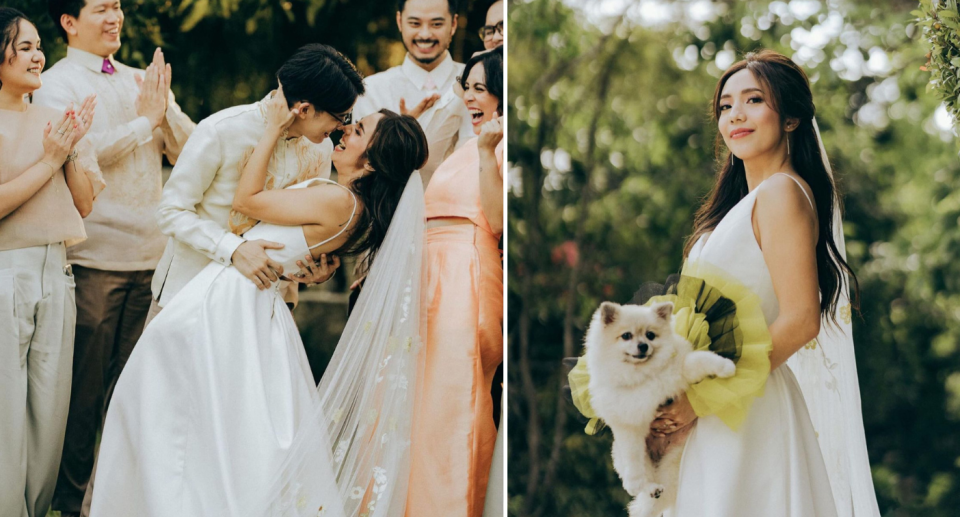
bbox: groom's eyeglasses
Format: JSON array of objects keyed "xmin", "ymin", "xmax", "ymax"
[
  {"xmin": 331, "ymin": 111, "xmax": 352, "ymax": 126},
  {"xmin": 478, "ymin": 21, "xmax": 503, "ymax": 41}
]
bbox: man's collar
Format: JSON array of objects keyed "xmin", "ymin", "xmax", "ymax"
[
  {"xmin": 401, "ymin": 51, "xmax": 457, "ymax": 90},
  {"xmin": 66, "ymin": 46, "xmax": 116, "ymax": 73}
]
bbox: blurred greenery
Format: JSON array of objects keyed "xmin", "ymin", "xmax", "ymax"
[
  {"xmin": 507, "ymin": 0, "xmax": 960, "ymax": 516},
  {"xmin": 917, "ymin": 0, "xmax": 960, "ymax": 126},
  {"xmin": 10, "ymin": 0, "xmax": 491, "ymax": 120}
]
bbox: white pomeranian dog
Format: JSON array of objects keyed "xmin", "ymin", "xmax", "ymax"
[{"xmin": 585, "ymin": 300, "xmax": 736, "ymax": 517}]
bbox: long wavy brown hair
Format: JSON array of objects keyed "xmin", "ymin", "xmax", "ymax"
[{"xmin": 684, "ymin": 49, "xmax": 859, "ymax": 324}]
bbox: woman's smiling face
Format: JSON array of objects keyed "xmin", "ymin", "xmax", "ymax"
[
  {"xmin": 462, "ymin": 65, "xmax": 499, "ymax": 135},
  {"xmin": 332, "ymin": 113, "xmax": 384, "ymax": 173},
  {"xmin": 717, "ymin": 69, "xmax": 786, "ymax": 162}
]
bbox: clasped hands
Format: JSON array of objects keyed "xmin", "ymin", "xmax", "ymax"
[{"xmin": 135, "ymin": 48, "xmax": 172, "ymax": 129}]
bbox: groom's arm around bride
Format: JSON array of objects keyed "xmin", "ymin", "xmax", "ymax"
[{"xmin": 150, "ymin": 44, "xmax": 365, "ymax": 312}]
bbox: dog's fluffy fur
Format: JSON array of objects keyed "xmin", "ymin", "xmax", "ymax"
[{"xmin": 585, "ymin": 301, "xmax": 736, "ymax": 517}]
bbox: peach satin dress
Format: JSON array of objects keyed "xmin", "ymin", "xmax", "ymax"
[{"xmin": 406, "ymin": 137, "xmax": 503, "ymax": 516}]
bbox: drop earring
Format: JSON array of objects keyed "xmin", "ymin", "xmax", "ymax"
[{"xmin": 787, "ymin": 137, "xmax": 791, "ymax": 156}]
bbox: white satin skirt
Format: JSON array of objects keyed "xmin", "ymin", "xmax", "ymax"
[
  {"xmin": 89, "ymin": 263, "xmax": 340, "ymax": 517},
  {"xmin": 673, "ymin": 365, "xmax": 839, "ymax": 517}
]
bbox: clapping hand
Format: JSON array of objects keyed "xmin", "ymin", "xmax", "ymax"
[
  {"xmin": 399, "ymin": 94, "xmax": 440, "ymax": 119},
  {"xmin": 265, "ymin": 85, "xmax": 297, "ymax": 134},
  {"xmin": 72, "ymin": 94, "xmax": 97, "ymax": 144},
  {"xmin": 478, "ymin": 112, "xmax": 503, "ymax": 151},
  {"xmin": 42, "ymin": 102, "xmax": 84, "ymax": 169},
  {"xmin": 135, "ymin": 48, "xmax": 171, "ymax": 129}
]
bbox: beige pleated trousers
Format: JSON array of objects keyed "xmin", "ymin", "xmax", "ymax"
[{"xmin": 0, "ymin": 243, "xmax": 75, "ymax": 517}]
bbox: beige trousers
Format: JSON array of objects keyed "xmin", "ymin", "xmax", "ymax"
[{"xmin": 0, "ymin": 243, "xmax": 74, "ymax": 517}]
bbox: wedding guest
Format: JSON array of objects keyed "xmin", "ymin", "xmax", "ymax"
[
  {"xmin": 33, "ymin": 1, "xmax": 196, "ymax": 516},
  {"xmin": 353, "ymin": 0, "xmax": 473, "ymax": 182},
  {"xmin": 0, "ymin": 8, "xmax": 104, "ymax": 517},
  {"xmin": 407, "ymin": 45, "xmax": 503, "ymax": 517},
  {"xmin": 481, "ymin": 0, "xmax": 503, "ymax": 50}
]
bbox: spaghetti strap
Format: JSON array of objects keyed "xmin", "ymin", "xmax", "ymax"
[
  {"xmin": 306, "ymin": 179, "xmax": 359, "ymax": 250},
  {"xmin": 771, "ymin": 172, "xmax": 815, "ymax": 212}
]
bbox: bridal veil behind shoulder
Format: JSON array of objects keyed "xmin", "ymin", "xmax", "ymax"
[{"xmin": 786, "ymin": 119, "xmax": 880, "ymax": 517}]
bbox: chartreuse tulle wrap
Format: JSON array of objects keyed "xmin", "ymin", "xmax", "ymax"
[{"xmin": 568, "ymin": 259, "xmax": 772, "ymax": 433}]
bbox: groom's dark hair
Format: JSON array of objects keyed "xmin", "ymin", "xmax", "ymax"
[{"xmin": 276, "ymin": 44, "xmax": 364, "ymax": 118}]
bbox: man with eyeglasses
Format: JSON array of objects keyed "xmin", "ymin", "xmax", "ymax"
[
  {"xmin": 147, "ymin": 44, "xmax": 359, "ymax": 320},
  {"xmin": 352, "ymin": 0, "xmax": 476, "ymax": 183},
  {"xmin": 481, "ymin": 1, "xmax": 503, "ymax": 50}
]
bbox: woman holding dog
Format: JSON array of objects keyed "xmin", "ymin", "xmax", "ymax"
[{"xmin": 648, "ymin": 50, "xmax": 880, "ymax": 517}]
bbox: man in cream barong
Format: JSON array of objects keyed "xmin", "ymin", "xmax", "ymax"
[
  {"xmin": 151, "ymin": 43, "xmax": 366, "ymax": 312},
  {"xmin": 352, "ymin": 0, "xmax": 473, "ymax": 182},
  {"xmin": 35, "ymin": 1, "xmax": 195, "ymax": 515},
  {"xmin": 75, "ymin": 43, "xmax": 365, "ymax": 517}
]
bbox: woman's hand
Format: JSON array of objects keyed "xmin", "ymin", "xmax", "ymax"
[
  {"xmin": 266, "ymin": 85, "xmax": 297, "ymax": 134},
  {"xmin": 650, "ymin": 392, "xmax": 697, "ymax": 437},
  {"xmin": 42, "ymin": 106, "xmax": 79, "ymax": 169},
  {"xmin": 70, "ymin": 94, "xmax": 97, "ymax": 145},
  {"xmin": 478, "ymin": 112, "xmax": 503, "ymax": 152},
  {"xmin": 292, "ymin": 254, "xmax": 340, "ymax": 285}
]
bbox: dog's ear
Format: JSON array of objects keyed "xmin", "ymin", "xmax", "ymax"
[
  {"xmin": 599, "ymin": 302, "xmax": 619, "ymax": 326},
  {"xmin": 653, "ymin": 301, "xmax": 674, "ymax": 321}
]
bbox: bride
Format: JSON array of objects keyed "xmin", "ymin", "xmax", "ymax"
[
  {"xmin": 89, "ymin": 87, "xmax": 429, "ymax": 517},
  {"xmin": 647, "ymin": 50, "xmax": 880, "ymax": 516}
]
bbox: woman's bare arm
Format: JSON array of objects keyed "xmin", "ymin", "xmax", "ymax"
[{"xmin": 755, "ymin": 174, "xmax": 821, "ymax": 371}]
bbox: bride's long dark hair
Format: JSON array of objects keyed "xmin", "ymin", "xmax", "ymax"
[
  {"xmin": 338, "ymin": 109, "xmax": 428, "ymax": 275},
  {"xmin": 684, "ymin": 49, "xmax": 859, "ymax": 324}
]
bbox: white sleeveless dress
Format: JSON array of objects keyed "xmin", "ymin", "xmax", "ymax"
[
  {"xmin": 90, "ymin": 178, "xmax": 356, "ymax": 517},
  {"xmin": 673, "ymin": 174, "xmax": 839, "ymax": 517}
]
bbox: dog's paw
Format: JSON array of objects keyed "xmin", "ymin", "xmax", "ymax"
[
  {"xmin": 716, "ymin": 359, "xmax": 736, "ymax": 378},
  {"xmin": 646, "ymin": 483, "xmax": 665, "ymax": 499}
]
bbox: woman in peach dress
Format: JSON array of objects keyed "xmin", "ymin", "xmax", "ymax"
[{"xmin": 406, "ymin": 46, "xmax": 504, "ymax": 517}]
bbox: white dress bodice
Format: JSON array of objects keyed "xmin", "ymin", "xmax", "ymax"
[
  {"xmin": 241, "ymin": 177, "xmax": 356, "ymax": 275},
  {"xmin": 686, "ymin": 186, "xmax": 780, "ymax": 325}
]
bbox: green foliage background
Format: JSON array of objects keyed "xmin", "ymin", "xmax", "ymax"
[
  {"xmin": 507, "ymin": 0, "xmax": 960, "ymax": 515},
  {"xmin": 9, "ymin": 0, "xmax": 491, "ymax": 121}
]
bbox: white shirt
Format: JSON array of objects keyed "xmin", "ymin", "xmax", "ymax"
[
  {"xmin": 353, "ymin": 52, "xmax": 475, "ymax": 177},
  {"xmin": 33, "ymin": 46, "xmax": 195, "ymax": 271},
  {"xmin": 151, "ymin": 99, "xmax": 333, "ymax": 307}
]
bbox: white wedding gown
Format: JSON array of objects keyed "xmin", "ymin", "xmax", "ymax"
[
  {"xmin": 89, "ymin": 179, "xmax": 349, "ymax": 517},
  {"xmin": 673, "ymin": 174, "xmax": 838, "ymax": 517}
]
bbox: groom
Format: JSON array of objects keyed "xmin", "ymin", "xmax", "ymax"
[
  {"xmin": 149, "ymin": 43, "xmax": 366, "ymax": 315},
  {"xmin": 77, "ymin": 43, "xmax": 365, "ymax": 515}
]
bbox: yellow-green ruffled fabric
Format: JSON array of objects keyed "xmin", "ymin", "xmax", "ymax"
[{"xmin": 568, "ymin": 259, "xmax": 772, "ymax": 433}]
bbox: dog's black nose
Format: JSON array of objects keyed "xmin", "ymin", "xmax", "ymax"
[{"xmin": 638, "ymin": 343, "xmax": 648, "ymax": 354}]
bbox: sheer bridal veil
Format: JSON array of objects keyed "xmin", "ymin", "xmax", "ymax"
[
  {"xmin": 785, "ymin": 118, "xmax": 880, "ymax": 517},
  {"xmin": 246, "ymin": 173, "xmax": 427, "ymax": 517}
]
